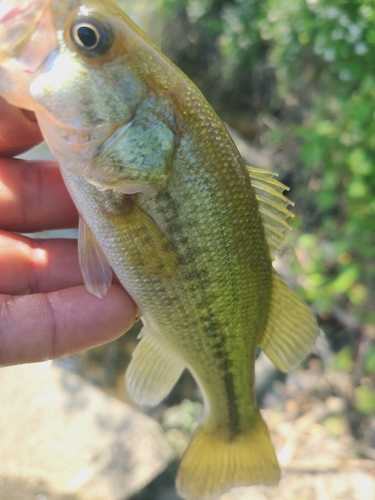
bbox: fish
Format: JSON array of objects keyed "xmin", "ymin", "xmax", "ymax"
[{"xmin": 0, "ymin": 1, "xmax": 319, "ymax": 499}]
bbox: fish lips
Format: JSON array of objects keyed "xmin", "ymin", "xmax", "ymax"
[{"xmin": 0, "ymin": 0, "xmax": 48, "ymax": 61}]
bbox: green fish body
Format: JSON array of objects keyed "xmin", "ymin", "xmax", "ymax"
[{"xmin": 0, "ymin": 1, "xmax": 319, "ymax": 499}]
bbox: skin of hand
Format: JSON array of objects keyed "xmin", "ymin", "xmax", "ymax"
[{"xmin": 0, "ymin": 98, "xmax": 137, "ymax": 366}]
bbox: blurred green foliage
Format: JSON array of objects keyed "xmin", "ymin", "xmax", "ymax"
[
  {"xmin": 269, "ymin": 0, "xmax": 375, "ymax": 323},
  {"xmin": 330, "ymin": 346, "xmax": 353, "ymax": 372},
  {"xmin": 355, "ymin": 386, "xmax": 375, "ymax": 414},
  {"xmin": 159, "ymin": 0, "xmax": 273, "ymax": 120}
]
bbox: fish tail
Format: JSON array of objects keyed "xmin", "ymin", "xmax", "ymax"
[{"xmin": 176, "ymin": 409, "xmax": 280, "ymax": 500}]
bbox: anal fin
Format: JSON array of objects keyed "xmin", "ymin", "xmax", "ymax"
[
  {"xmin": 260, "ymin": 274, "xmax": 319, "ymax": 372},
  {"xmin": 126, "ymin": 326, "xmax": 185, "ymax": 407}
]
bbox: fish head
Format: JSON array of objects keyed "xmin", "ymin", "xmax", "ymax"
[{"xmin": 0, "ymin": 0, "xmax": 175, "ymax": 193}]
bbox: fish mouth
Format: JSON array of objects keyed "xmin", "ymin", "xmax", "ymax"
[
  {"xmin": 0, "ymin": 1, "xmax": 35, "ymax": 23},
  {"xmin": 0, "ymin": 0, "xmax": 48, "ymax": 61}
]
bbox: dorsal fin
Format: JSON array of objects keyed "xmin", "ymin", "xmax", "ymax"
[{"xmin": 247, "ymin": 166, "xmax": 294, "ymax": 253}]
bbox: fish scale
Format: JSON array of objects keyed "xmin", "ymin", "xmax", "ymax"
[{"xmin": 64, "ymin": 102, "xmax": 270, "ymax": 431}]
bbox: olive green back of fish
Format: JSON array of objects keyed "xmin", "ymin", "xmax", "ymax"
[{"xmin": 28, "ymin": 2, "xmax": 320, "ymax": 499}]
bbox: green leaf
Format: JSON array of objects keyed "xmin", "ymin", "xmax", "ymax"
[
  {"xmin": 355, "ymin": 386, "xmax": 375, "ymax": 414},
  {"xmin": 315, "ymin": 120, "xmax": 337, "ymax": 137},
  {"xmin": 330, "ymin": 346, "xmax": 352, "ymax": 371},
  {"xmin": 366, "ymin": 343, "xmax": 375, "ymax": 372},
  {"xmin": 326, "ymin": 265, "xmax": 359, "ymax": 295},
  {"xmin": 298, "ymin": 233, "xmax": 317, "ymax": 249},
  {"xmin": 348, "ymin": 284, "xmax": 368, "ymax": 305},
  {"xmin": 347, "ymin": 180, "xmax": 368, "ymax": 198},
  {"xmin": 347, "ymin": 148, "xmax": 373, "ymax": 175}
]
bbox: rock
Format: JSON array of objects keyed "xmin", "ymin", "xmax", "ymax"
[
  {"xmin": 0, "ymin": 362, "xmax": 174, "ymax": 500},
  {"xmin": 220, "ymin": 488, "xmax": 268, "ymax": 500}
]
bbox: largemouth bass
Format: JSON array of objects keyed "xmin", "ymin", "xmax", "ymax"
[{"xmin": 0, "ymin": 1, "xmax": 319, "ymax": 498}]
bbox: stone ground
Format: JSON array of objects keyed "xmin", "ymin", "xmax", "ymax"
[{"xmin": 0, "ymin": 362, "xmax": 173, "ymax": 500}]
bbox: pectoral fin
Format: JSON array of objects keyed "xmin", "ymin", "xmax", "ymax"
[
  {"xmin": 126, "ymin": 326, "xmax": 186, "ymax": 407},
  {"xmin": 260, "ymin": 274, "xmax": 319, "ymax": 372},
  {"xmin": 78, "ymin": 216, "xmax": 113, "ymax": 299}
]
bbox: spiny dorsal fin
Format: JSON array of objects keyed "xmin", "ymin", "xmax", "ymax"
[{"xmin": 247, "ymin": 166, "xmax": 294, "ymax": 253}]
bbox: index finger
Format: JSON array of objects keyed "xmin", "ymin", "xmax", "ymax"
[
  {"xmin": 0, "ymin": 285, "xmax": 137, "ymax": 366},
  {"xmin": 0, "ymin": 98, "xmax": 43, "ymax": 156}
]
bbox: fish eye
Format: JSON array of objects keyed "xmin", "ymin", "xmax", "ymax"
[{"xmin": 70, "ymin": 17, "xmax": 113, "ymax": 56}]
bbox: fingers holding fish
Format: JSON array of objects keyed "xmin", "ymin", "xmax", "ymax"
[
  {"xmin": 0, "ymin": 97, "xmax": 42, "ymax": 156},
  {"xmin": 0, "ymin": 98, "xmax": 138, "ymax": 369},
  {"xmin": 0, "ymin": 284, "xmax": 137, "ymax": 366},
  {"xmin": 0, "ymin": 157, "xmax": 78, "ymax": 232},
  {"xmin": 0, "ymin": 231, "xmax": 84, "ymax": 294}
]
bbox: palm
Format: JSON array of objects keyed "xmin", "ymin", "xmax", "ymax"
[{"xmin": 0, "ymin": 98, "xmax": 136, "ymax": 366}]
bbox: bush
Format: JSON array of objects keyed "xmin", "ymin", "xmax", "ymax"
[{"xmin": 260, "ymin": 0, "xmax": 375, "ymax": 322}]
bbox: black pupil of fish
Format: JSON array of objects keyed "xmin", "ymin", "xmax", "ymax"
[{"xmin": 77, "ymin": 26, "xmax": 98, "ymax": 48}]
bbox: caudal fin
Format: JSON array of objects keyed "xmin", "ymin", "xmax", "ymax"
[{"xmin": 176, "ymin": 410, "xmax": 280, "ymax": 500}]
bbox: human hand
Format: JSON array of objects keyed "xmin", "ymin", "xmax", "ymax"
[{"xmin": 0, "ymin": 98, "xmax": 137, "ymax": 366}]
